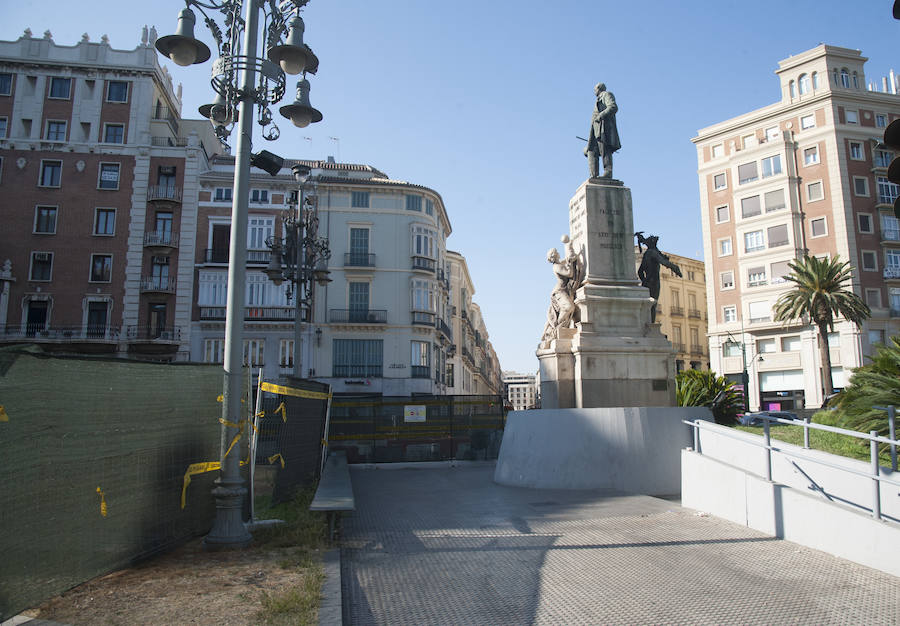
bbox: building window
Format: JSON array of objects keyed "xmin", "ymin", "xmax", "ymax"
[
  {"xmin": 351, "ymin": 191, "xmax": 370, "ymax": 208},
  {"xmin": 0, "ymin": 73, "xmax": 11, "ymax": 95},
  {"xmin": 882, "ymin": 214, "xmax": 900, "ymax": 241},
  {"xmin": 412, "ymin": 226, "xmax": 436, "ymax": 259},
  {"xmin": 812, "ymin": 72, "xmax": 819, "ymax": 90},
  {"xmin": 349, "ymin": 227, "xmax": 370, "ymax": 265},
  {"xmin": 845, "ymin": 110, "xmax": 858, "ymax": 124},
  {"xmin": 425, "ymin": 199, "xmax": 434, "ymax": 216},
  {"xmin": 853, "ymin": 177, "xmax": 869, "ymax": 197},
  {"xmin": 765, "ymin": 126, "xmax": 779, "ymax": 142},
  {"xmin": 715, "ymin": 205, "xmax": 730, "ymax": 223},
  {"xmin": 737, "ymin": 162, "xmax": 758, "ymax": 185},
  {"xmin": 748, "ymin": 300, "xmax": 771, "ymax": 323},
  {"xmin": 798, "ymin": 74, "xmax": 810, "ymax": 95},
  {"xmin": 857, "ymin": 213, "xmax": 873, "ymax": 234},
  {"xmin": 34, "ymin": 205, "xmax": 57, "ymax": 234},
  {"xmin": 48, "ymin": 77, "xmax": 71, "ymax": 99},
  {"xmin": 106, "ymin": 80, "xmax": 128, "ymax": 102},
  {"xmin": 767, "ymin": 224, "xmax": 789, "ymax": 248},
  {"xmin": 747, "ymin": 266, "xmax": 767, "ymax": 287},
  {"xmin": 250, "ymin": 189, "xmax": 269, "ymax": 203},
  {"xmin": 406, "ymin": 195, "xmax": 422, "ymax": 212},
  {"xmin": 94, "ymin": 208, "xmax": 116, "ymax": 235},
  {"xmin": 741, "ymin": 195, "xmax": 761, "ymax": 219},
  {"xmin": 204, "ymin": 338, "xmax": 224, "ymax": 363},
  {"xmin": 0, "ymin": 117, "xmax": 6, "ymax": 138},
  {"xmin": 865, "ymin": 290, "xmax": 882, "ymax": 309},
  {"xmin": 888, "ymin": 250, "xmax": 900, "ymax": 271},
  {"xmin": 723, "ymin": 341, "xmax": 742, "ymax": 357},
  {"xmin": 333, "ymin": 338, "xmax": 383, "ymax": 377},
  {"xmin": 800, "ymin": 114, "xmax": 815, "ymax": 129},
  {"xmin": 806, "ymin": 181, "xmax": 824, "ymax": 202},
  {"xmin": 878, "ymin": 176, "xmax": 900, "ymax": 205},
  {"xmin": 849, "ymin": 141, "xmax": 863, "ymax": 160},
  {"xmin": 876, "ymin": 114, "xmax": 888, "ymax": 128},
  {"xmin": 39, "ymin": 160, "xmax": 62, "ymax": 187},
  {"xmin": 810, "ymin": 217, "xmax": 827, "ymax": 237},
  {"xmin": 764, "ymin": 189, "xmax": 786, "ymax": 213},
  {"xmin": 349, "ymin": 282, "xmax": 370, "ymax": 315},
  {"xmin": 242, "ymin": 339, "xmax": 265, "ymax": 367},
  {"xmin": 840, "ymin": 69, "xmax": 850, "ymax": 88},
  {"xmin": 789, "ymin": 80, "xmax": 796, "ymax": 99},
  {"xmin": 803, "ymin": 146, "xmax": 819, "ymax": 165},
  {"xmin": 98, "ymin": 163, "xmax": 120, "ymax": 190},
  {"xmin": 720, "ymin": 270, "xmax": 734, "ymax": 290},
  {"xmin": 29, "ymin": 251, "xmax": 53, "ymax": 281},
  {"xmin": 279, "ymin": 339, "xmax": 294, "ymax": 368},
  {"xmin": 247, "ymin": 216, "xmax": 274, "ymax": 250},
  {"xmin": 875, "ymin": 150, "xmax": 893, "ymax": 168},
  {"xmin": 711, "ymin": 144, "xmax": 724, "ymax": 159},
  {"xmin": 761, "ymin": 155, "xmax": 781, "ymax": 178},
  {"xmin": 90, "ymin": 254, "xmax": 112, "ymax": 282},
  {"xmin": 103, "ymin": 123, "xmax": 124, "ymax": 144},
  {"xmin": 412, "ymin": 279, "xmax": 436, "ymax": 312},
  {"xmin": 411, "ymin": 340, "xmax": 430, "ymax": 378},
  {"xmin": 214, "ymin": 187, "xmax": 232, "ymax": 202},
  {"xmin": 744, "ymin": 230, "xmax": 764, "ymax": 252},
  {"xmin": 45, "ymin": 120, "xmax": 66, "ymax": 141},
  {"xmin": 770, "ymin": 260, "xmax": 791, "ymax": 284},
  {"xmin": 723, "ymin": 305, "xmax": 736, "ymax": 323},
  {"xmin": 713, "ymin": 173, "xmax": 727, "ymax": 190},
  {"xmin": 861, "ymin": 251, "xmax": 877, "ymax": 271},
  {"xmin": 718, "ymin": 238, "xmax": 732, "ymax": 256},
  {"xmin": 742, "ymin": 134, "xmax": 757, "ymax": 149},
  {"xmin": 757, "ymin": 338, "xmax": 776, "ymax": 354}
]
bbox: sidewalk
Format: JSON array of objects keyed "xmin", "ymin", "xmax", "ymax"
[{"xmin": 341, "ymin": 464, "xmax": 900, "ymax": 625}]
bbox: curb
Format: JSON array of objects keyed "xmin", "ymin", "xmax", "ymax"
[{"xmin": 318, "ymin": 548, "xmax": 342, "ymax": 625}]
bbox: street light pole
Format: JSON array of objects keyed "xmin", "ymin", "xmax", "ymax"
[{"xmin": 156, "ymin": 0, "xmax": 323, "ymax": 548}]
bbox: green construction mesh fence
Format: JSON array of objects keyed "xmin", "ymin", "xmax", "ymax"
[{"xmin": 0, "ymin": 347, "xmax": 233, "ymax": 620}]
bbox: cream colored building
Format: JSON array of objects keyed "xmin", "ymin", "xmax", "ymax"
[
  {"xmin": 636, "ymin": 248, "xmax": 708, "ymax": 371},
  {"xmin": 694, "ymin": 44, "xmax": 900, "ymax": 411},
  {"xmin": 502, "ymin": 371, "xmax": 538, "ymax": 410}
]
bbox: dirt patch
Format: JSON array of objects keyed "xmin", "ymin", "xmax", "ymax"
[{"xmin": 21, "ymin": 539, "xmax": 323, "ymax": 625}]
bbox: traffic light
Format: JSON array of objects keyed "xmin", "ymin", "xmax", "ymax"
[{"xmin": 883, "ymin": 119, "xmax": 900, "ymax": 219}]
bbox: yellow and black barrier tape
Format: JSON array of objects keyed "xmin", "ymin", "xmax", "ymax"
[
  {"xmin": 181, "ymin": 460, "xmax": 248, "ymax": 509},
  {"xmin": 260, "ymin": 381, "xmax": 331, "ymax": 400},
  {"xmin": 274, "ymin": 401, "xmax": 287, "ymax": 422},
  {"xmin": 0, "ymin": 405, "xmax": 8, "ymax": 422},
  {"xmin": 96, "ymin": 486, "xmax": 107, "ymax": 517},
  {"xmin": 268, "ymin": 453, "xmax": 285, "ymax": 468}
]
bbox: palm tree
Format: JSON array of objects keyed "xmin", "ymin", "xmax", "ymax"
[{"xmin": 772, "ymin": 255, "xmax": 870, "ymax": 402}]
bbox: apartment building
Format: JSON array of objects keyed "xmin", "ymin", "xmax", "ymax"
[
  {"xmin": 502, "ymin": 371, "xmax": 537, "ymax": 411},
  {"xmin": 0, "ymin": 29, "xmax": 220, "ymax": 360},
  {"xmin": 192, "ymin": 157, "xmax": 503, "ymax": 397},
  {"xmin": 635, "ymin": 248, "xmax": 708, "ymax": 371},
  {"xmin": 694, "ymin": 44, "xmax": 900, "ymax": 411}
]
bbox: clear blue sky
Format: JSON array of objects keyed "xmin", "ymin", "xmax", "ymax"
[{"xmin": 4, "ymin": 1, "xmax": 899, "ymax": 374}]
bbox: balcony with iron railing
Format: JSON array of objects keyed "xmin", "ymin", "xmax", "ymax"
[
  {"xmin": 411, "ymin": 256, "xmax": 436, "ymax": 273},
  {"xmin": 882, "ymin": 228, "xmax": 900, "ymax": 242},
  {"xmin": 200, "ymin": 306, "xmax": 295, "ymax": 321},
  {"xmin": 126, "ymin": 325, "xmax": 181, "ymax": 342},
  {"xmin": 672, "ymin": 342, "xmax": 686, "ymax": 353},
  {"xmin": 411, "ymin": 310, "xmax": 435, "ymax": 326},
  {"xmin": 411, "ymin": 365, "xmax": 430, "ymax": 379},
  {"xmin": 690, "ymin": 344, "xmax": 705, "ymax": 356},
  {"xmin": 151, "ymin": 106, "xmax": 180, "ymax": 134},
  {"xmin": 688, "ymin": 308, "xmax": 702, "ymax": 319},
  {"xmin": 140, "ymin": 276, "xmax": 176, "ymax": 293},
  {"xmin": 333, "ymin": 364, "xmax": 382, "ymax": 378},
  {"xmin": 436, "ymin": 318, "xmax": 452, "ymax": 342},
  {"xmin": 202, "ymin": 249, "xmax": 271, "ymax": 264},
  {"xmin": 151, "ymin": 136, "xmax": 188, "ymax": 147},
  {"xmin": 461, "ymin": 346, "xmax": 474, "ymax": 364},
  {"xmin": 329, "ymin": 309, "xmax": 387, "ymax": 324},
  {"xmin": 147, "ymin": 185, "xmax": 182, "ymax": 203},
  {"xmin": 344, "ymin": 252, "xmax": 376, "ymax": 267},
  {"xmin": 670, "ymin": 306, "xmax": 684, "ymax": 317},
  {"xmin": 891, "ymin": 308, "xmax": 900, "ymax": 318},
  {"xmin": 884, "ymin": 266, "xmax": 900, "ymax": 280},
  {"xmin": 144, "ymin": 231, "xmax": 179, "ymax": 252},
  {"xmin": 1, "ymin": 324, "xmax": 120, "ymax": 342}
]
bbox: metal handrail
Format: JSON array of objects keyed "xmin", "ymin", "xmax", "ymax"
[{"xmin": 684, "ymin": 415, "xmax": 900, "ymax": 521}]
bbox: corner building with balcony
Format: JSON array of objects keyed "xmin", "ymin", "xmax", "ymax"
[
  {"xmin": 192, "ymin": 157, "xmax": 502, "ymax": 396},
  {"xmin": 694, "ymin": 44, "xmax": 900, "ymax": 411},
  {"xmin": 0, "ymin": 30, "xmax": 219, "ymax": 359}
]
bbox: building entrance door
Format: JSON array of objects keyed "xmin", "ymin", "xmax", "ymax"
[{"xmin": 26, "ymin": 301, "xmax": 48, "ymax": 336}]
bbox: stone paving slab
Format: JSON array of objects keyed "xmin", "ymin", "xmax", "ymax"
[{"xmin": 341, "ymin": 465, "xmax": 900, "ymax": 625}]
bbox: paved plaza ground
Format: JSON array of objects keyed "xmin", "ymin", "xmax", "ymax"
[{"xmin": 341, "ymin": 464, "xmax": 900, "ymax": 625}]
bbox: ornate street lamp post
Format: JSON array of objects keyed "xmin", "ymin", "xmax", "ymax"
[
  {"xmin": 264, "ymin": 164, "xmax": 331, "ymax": 378},
  {"xmin": 155, "ymin": 0, "xmax": 323, "ymax": 547}
]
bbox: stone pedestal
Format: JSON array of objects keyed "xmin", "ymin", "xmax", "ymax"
[{"xmin": 538, "ymin": 178, "xmax": 676, "ymax": 408}]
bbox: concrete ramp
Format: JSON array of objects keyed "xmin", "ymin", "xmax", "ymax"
[{"xmin": 494, "ymin": 407, "xmax": 712, "ymax": 495}]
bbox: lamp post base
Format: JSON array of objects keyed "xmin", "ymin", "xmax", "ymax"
[{"xmin": 203, "ymin": 476, "xmax": 252, "ymax": 549}]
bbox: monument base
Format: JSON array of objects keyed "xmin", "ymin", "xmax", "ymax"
[{"xmin": 493, "ymin": 407, "xmax": 713, "ymax": 496}]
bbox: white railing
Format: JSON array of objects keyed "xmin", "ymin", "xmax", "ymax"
[{"xmin": 684, "ymin": 409, "xmax": 899, "ymax": 521}]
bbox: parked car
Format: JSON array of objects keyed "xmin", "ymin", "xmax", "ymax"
[{"xmin": 738, "ymin": 410, "xmax": 799, "ymax": 426}]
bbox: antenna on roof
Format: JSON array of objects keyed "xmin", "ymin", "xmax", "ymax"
[{"xmin": 329, "ymin": 136, "xmax": 340, "ymax": 163}]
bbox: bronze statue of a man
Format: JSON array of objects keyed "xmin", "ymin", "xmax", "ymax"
[
  {"xmin": 636, "ymin": 232, "xmax": 682, "ymax": 323},
  {"xmin": 584, "ymin": 82, "xmax": 621, "ymax": 179}
]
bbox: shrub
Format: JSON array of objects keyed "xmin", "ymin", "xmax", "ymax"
[{"xmin": 675, "ymin": 369, "xmax": 742, "ymax": 424}]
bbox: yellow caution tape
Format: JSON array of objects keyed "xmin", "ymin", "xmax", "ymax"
[
  {"xmin": 321, "ymin": 438, "xmax": 328, "ymax": 447},
  {"xmin": 268, "ymin": 453, "xmax": 285, "ymax": 469},
  {"xmin": 96, "ymin": 486, "xmax": 107, "ymax": 517},
  {"xmin": 0, "ymin": 405, "xmax": 8, "ymax": 422},
  {"xmin": 275, "ymin": 401, "xmax": 287, "ymax": 422},
  {"xmin": 181, "ymin": 462, "xmax": 220, "ymax": 509},
  {"xmin": 217, "ymin": 394, "xmax": 223, "ymax": 402},
  {"xmin": 260, "ymin": 381, "xmax": 331, "ymax": 400}
]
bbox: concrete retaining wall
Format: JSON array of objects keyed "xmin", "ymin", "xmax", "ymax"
[
  {"xmin": 681, "ymin": 423, "xmax": 900, "ymax": 577},
  {"xmin": 493, "ymin": 407, "xmax": 712, "ymax": 495}
]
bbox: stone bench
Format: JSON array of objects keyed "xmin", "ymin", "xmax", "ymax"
[{"xmin": 310, "ymin": 450, "xmax": 355, "ymax": 540}]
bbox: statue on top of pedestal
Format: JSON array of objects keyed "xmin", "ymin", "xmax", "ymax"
[
  {"xmin": 584, "ymin": 82, "xmax": 621, "ymax": 179},
  {"xmin": 539, "ymin": 235, "xmax": 584, "ymax": 348}
]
